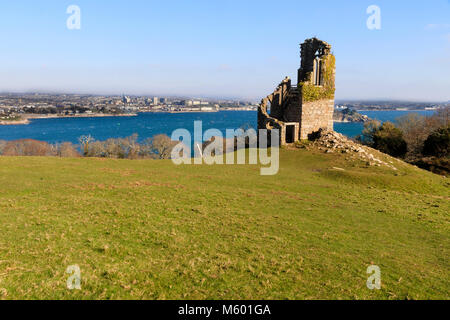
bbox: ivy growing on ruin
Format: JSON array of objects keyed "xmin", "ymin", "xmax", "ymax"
[{"xmin": 300, "ymin": 54, "xmax": 336, "ymax": 103}]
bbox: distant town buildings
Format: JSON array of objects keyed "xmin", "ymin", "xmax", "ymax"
[
  {"xmin": 122, "ymin": 95, "xmax": 131, "ymax": 104},
  {"xmin": 0, "ymin": 93, "xmax": 258, "ymax": 120},
  {"xmin": 1, "ymin": 91, "xmax": 446, "ymax": 123}
]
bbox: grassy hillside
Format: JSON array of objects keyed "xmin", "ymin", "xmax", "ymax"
[{"xmin": 0, "ymin": 149, "xmax": 448, "ymax": 300}]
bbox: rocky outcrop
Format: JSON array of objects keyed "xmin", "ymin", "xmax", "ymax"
[
  {"xmin": 307, "ymin": 130, "xmax": 398, "ymax": 170},
  {"xmin": 333, "ymin": 109, "xmax": 369, "ymax": 123}
]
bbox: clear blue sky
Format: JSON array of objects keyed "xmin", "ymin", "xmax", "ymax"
[{"xmin": 0, "ymin": 0, "xmax": 449, "ymax": 101}]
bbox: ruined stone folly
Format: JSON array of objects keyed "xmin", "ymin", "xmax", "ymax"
[{"xmin": 258, "ymin": 38, "xmax": 336, "ymax": 145}]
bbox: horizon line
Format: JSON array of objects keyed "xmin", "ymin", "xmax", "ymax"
[{"xmin": 0, "ymin": 90, "xmax": 448, "ymax": 104}]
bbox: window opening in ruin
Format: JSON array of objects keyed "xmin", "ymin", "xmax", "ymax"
[{"xmin": 313, "ymin": 58, "xmax": 322, "ymax": 86}]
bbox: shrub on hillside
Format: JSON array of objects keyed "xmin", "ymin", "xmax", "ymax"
[
  {"xmin": 359, "ymin": 121, "xmax": 407, "ymax": 158},
  {"xmin": 422, "ymin": 126, "xmax": 450, "ymax": 158},
  {"xmin": 431, "ymin": 107, "xmax": 450, "ymax": 128},
  {"xmin": 2, "ymin": 139, "xmax": 56, "ymax": 156},
  {"xmin": 119, "ymin": 134, "xmax": 140, "ymax": 159},
  {"xmin": 55, "ymin": 142, "xmax": 81, "ymax": 158},
  {"xmin": 358, "ymin": 120, "xmax": 381, "ymax": 145},
  {"xmin": 0, "ymin": 140, "xmax": 6, "ymax": 155},
  {"xmin": 395, "ymin": 113, "xmax": 428, "ymax": 157},
  {"xmin": 413, "ymin": 157, "xmax": 450, "ymax": 176},
  {"xmin": 395, "ymin": 107, "xmax": 450, "ymax": 158},
  {"xmin": 372, "ymin": 122, "xmax": 408, "ymax": 158},
  {"xmin": 85, "ymin": 140, "xmax": 106, "ymax": 158}
]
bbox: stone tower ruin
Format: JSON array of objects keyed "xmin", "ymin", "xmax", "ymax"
[{"xmin": 258, "ymin": 38, "xmax": 336, "ymax": 145}]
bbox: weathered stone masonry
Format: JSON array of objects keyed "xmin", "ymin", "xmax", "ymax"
[{"xmin": 258, "ymin": 38, "xmax": 336, "ymax": 145}]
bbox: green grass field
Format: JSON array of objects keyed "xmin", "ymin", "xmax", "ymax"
[{"xmin": 0, "ymin": 149, "xmax": 448, "ymax": 300}]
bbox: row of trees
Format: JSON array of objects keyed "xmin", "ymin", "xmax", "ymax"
[
  {"xmin": 0, "ymin": 134, "xmax": 177, "ymax": 159},
  {"xmin": 78, "ymin": 134, "xmax": 177, "ymax": 159},
  {"xmin": 358, "ymin": 107, "xmax": 449, "ymax": 174}
]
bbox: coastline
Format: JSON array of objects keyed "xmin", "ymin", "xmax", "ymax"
[
  {"xmin": 356, "ymin": 109, "xmax": 435, "ymax": 112},
  {"xmin": 1, "ymin": 109, "xmax": 424, "ymax": 126},
  {"xmin": 0, "ymin": 113, "xmax": 137, "ymax": 125},
  {"xmin": 140, "ymin": 109, "xmax": 255, "ymax": 113},
  {"xmin": 0, "ymin": 110, "xmax": 259, "ymax": 125},
  {"xmin": 0, "ymin": 119, "xmax": 30, "ymax": 125},
  {"xmin": 333, "ymin": 119, "xmax": 360, "ymax": 123}
]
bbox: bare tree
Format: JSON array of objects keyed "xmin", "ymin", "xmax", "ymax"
[
  {"xmin": 87, "ymin": 141, "xmax": 107, "ymax": 158},
  {"xmin": 56, "ymin": 142, "xmax": 81, "ymax": 158},
  {"xmin": 2, "ymin": 139, "xmax": 56, "ymax": 156},
  {"xmin": 148, "ymin": 134, "xmax": 176, "ymax": 159},
  {"xmin": 117, "ymin": 134, "xmax": 139, "ymax": 159},
  {"xmin": 104, "ymin": 139, "xmax": 120, "ymax": 158},
  {"xmin": 78, "ymin": 135, "xmax": 94, "ymax": 157},
  {"xmin": 396, "ymin": 113, "xmax": 427, "ymax": 157},
  {"xmin": 125, "ymin": 134, "xmax": 140, "ymax": 159},
  {"xmin": 396, "ymin": 107, "xmax": 450, "ymax": 159},
  {"xmin": 0, "ymin": 140, "xmax": 6, "ymax": 155},
  {"xmin": 433, "ymin": 106, "xmax": 450, "ymax": 127}
]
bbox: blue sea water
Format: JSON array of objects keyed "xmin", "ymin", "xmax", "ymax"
[
  {"xmin": 334, "ymin": 110, "xmax": 435, "ymax": 138},
  {"xmin": 0, "ymin": 110, "xmax": 436, "ymax": 144}
]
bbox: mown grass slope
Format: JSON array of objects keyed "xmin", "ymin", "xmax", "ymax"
[{"xmin": 0, "ymin": 149, "xmax": 448, "ymax": 299}]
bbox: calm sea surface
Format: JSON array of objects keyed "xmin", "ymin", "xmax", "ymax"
[{"xmin": 0, "ymin": 110, "xmax": 436, "ymax": 144}]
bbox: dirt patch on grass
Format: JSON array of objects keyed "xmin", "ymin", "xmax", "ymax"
[
  {"xmin": 68, "ymin": 183, "xmax": 119, "ymax": 191},
  {"xmin": 271, "ymin": 190, "xmax": 304, "ymax": 201},
  {"xmin": 129, "ymin": 181, "xmax": 185, "ymax": 190},
  {"xmin": 99, "ymin": 168, "xmax": 137, "ymax": 177},
  {"xmin": 67, "ymin": 180, "xmax": 185, "ymax": 191}
]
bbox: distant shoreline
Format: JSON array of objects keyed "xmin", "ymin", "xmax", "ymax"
[
  {"xmin": 356, "ymin": 109, "xmax": 436, "ymax": 112},
  {"xmin": 0, "ymin": 113, "xmax": 137, "ymax": 125},
  {"xmin": 1, "ymin": 109, "xmax": 431, "ymax": 126},
  {"xmin": 140, "ymin": 110, "xmax": 219, "ymax": 114},
  {"xmin": 0, "ymin": 110, "xmax": 259, "ymax": 125},
  {"xmin": 0, "ymin": 119, "xmax": 30, "ymax": 125},
  {"xmin": 140, "ymin": 109, "xmax": 255, "ymax": 113},
  {"xmin": 333, "ymin": 119, "xmax": 364, "ymax": 123}
]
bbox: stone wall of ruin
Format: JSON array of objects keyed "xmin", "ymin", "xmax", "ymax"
[
  {"xmin": 298, "ymin": 38, "xmax": 332, "ymax": 83},
  {"xmin": 300, "ymin": 99, "xmax": 334, "ymax": 140},
  {"xmin": 268, "ymin": 77, "xmax": 291, "ymax": 120},
  {"xmin": 257, "ymin": 95, "xmax": 283, "ymax": 146},
  {"xmin": 283, "ymin": 88, "xmax": 301, "ymax": 123}
]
